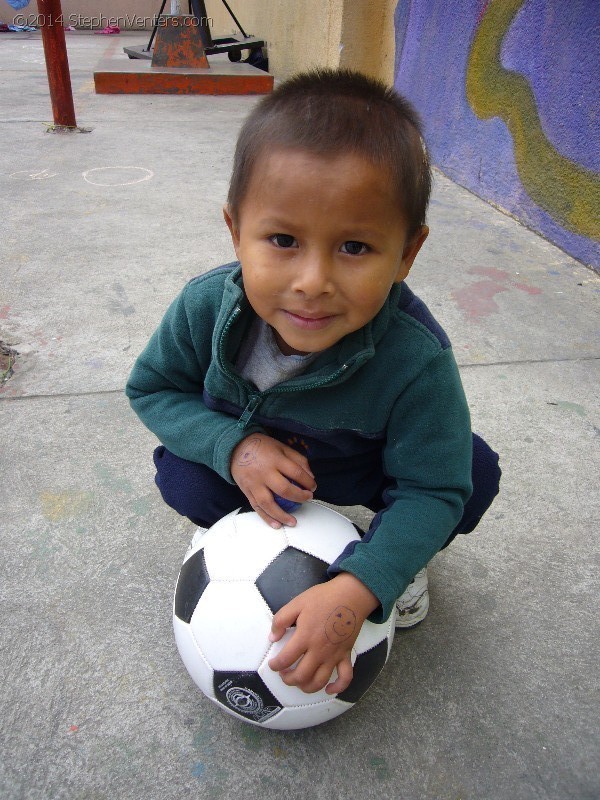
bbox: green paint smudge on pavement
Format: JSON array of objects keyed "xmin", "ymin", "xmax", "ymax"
[
  {"xmin": 553, "ymin": 401, "xmax": 586, "ymax": 417},
  {"xmin": 369, "ymin": 755, "xmax": 391, "ymax": 781},
  {"xmin": 131, "ymin": 497, "xmax": 151, "ymax": 515},
  {"xmin": 240, "ymin": 724, "xmax": 266, "ymax": 751},
  {"xmin": 94, "ymin": 464, "xmax": 133, "ymax": 493}
]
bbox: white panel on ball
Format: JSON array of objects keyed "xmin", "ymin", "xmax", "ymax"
[
  {"xmin": 354, "ymin": 615, "xmax": 396, "ymax": 657},
  {"xmin": 181, "ymin": 509, "xmax": 239, "ymax": 564},
  {"xmin": 173, "ymin": 616, "xmax": 215, "ymax": 698},
  {"xmin": 190, "ymin": 582, "xmax": 272, "ymax": 671},
  {"xmin": 203, "ymin": 520, "xmax": 287, "ymax": 581},
  {"xmin": 284, "ymin": 503, "xmax": 361, "ymax": 563},
  {"xmin": 259, "ymin": 699, "xmax": 353, "ymax": 730}
]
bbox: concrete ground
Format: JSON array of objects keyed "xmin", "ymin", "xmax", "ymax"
[{"xmin": 1, "ymin": 30, "xmax": 599, "ymax": 800}]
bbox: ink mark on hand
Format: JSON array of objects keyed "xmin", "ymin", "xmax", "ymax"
[
  {"xmin": 237, "ymin": 437, "xmax": 261, "ymax": 466},
  {"xmin": 325, "ymin": 606, "xmax": 357, "ymax": 643}
]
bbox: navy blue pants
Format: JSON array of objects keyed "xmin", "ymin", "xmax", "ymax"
[{"xmin": 152, "ymin": 433, "xmax": 500, "ymax": 548}]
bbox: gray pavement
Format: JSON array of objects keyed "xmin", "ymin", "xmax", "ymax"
[{"xmin": 1, "ymin": 31, "xmax": 599, "ymax": 800}]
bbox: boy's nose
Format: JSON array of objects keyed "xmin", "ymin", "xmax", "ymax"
[{"xmin": 290, "ymin": 254, "xmax": 334, "ymax": 297}]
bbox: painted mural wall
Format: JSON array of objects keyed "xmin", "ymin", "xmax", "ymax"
[{"xmin": 394, "ymin": 0, "xmax": 599, "ymax": 269}]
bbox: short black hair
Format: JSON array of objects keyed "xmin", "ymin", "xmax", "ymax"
[{"xmin": 228, "ymin": 68, "xmax": 431, "ymax": 239}]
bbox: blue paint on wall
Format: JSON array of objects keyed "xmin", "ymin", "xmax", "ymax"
[
  {"xmin": 502, "ymin": 0, "xmax": 599, "ymax": 173},
  {"xmin": 394, "ymin": 0, "xmax": 600, "ymax": 269}
]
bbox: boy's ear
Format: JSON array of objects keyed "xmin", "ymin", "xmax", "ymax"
[
  {"xmin": 395, "ymin": 225, "xmax": 429, "ymax": 283},
  {"xmin": 223, "ymin": 205, "xmax": 240, "ymax": 251}
]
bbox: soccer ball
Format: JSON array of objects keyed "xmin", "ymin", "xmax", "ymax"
[{"xmin": 173, "ymin": 501, "xmax": 396, "ymax": 730}]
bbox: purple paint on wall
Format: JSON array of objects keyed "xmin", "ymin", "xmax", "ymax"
[
  {"xmin": 394, "ymin": 0, "xmax": 600, "ymax": 269},
  {"xmin": 502, "ymin": 0, "xmax": 599, "ymax": 173}
]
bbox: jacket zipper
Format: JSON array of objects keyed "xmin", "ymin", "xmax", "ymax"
[
  {"xmin": 219, "ymin": 305, "xmax": 353, "ymax": 429},
  {"xmin": 238, "ymin": 393, "xmax": 263, "ymax": 427}
]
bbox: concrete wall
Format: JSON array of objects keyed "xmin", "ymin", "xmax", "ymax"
[
  {"xmin": 205, "ymin": 0, "xmax": 396, "ymax": 82},
  {"xmin": 394, "ymin": 0, "xmax": 600, "ymax": 269}
]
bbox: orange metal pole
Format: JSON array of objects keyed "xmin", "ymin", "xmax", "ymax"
[{"xmin": 38, "ymin": 0, "xmax": 77, "ymax": 127}]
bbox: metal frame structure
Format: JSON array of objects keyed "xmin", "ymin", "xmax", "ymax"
[{"xmin": 124, "ymin": 0, "xmax": 264, "ymax": 63}]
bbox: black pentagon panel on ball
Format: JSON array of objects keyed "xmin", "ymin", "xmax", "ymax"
[
  {"xmin": 213, "ymin": 671, "xmax": 283, "ymax": 724},
  {"xmin": 336, "ymin": 639, "xmax": 388, "ymax": 704},
  {"xmin": 256, "ymin": 547, "xmax": 330, "ymax": 614},
  {"xmin": 174, "ymin": 548, "xmax": 210, "ymax": 623}
]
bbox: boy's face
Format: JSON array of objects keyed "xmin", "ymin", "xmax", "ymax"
[{"xmin": 224, "ymin": 148, "xmax": 428, "ymax": 356}]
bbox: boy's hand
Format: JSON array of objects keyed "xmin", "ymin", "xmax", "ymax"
[
  {"xmin": 231, "ymin": 433, "xmax": 316, "ymax": 528},
  {"xmin": 268, "ymin": 573, "xmax": 380, "ymax": 695}
]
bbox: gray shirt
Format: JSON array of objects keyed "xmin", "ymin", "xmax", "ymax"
[{"xmin": 236, "ymin": 317, "xmax": 317, "ymax": 392}]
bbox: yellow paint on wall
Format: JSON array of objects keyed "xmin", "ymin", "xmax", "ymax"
[
  {"xmin": 40, "ymin": 490, "xmax": 92, "ymax": 521},
  {"xmin": 466, "ymin": 0, "xmax": 600, "ymax": 240}
]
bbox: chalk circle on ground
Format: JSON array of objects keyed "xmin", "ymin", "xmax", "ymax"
[{"xmin": 82, "ymin": 167, "xmax": 154, "ymax": 187}]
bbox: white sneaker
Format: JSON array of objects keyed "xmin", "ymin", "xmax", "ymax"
[{"xmin": 395, "ymin": 568, "xmax": 429, "ymax": 628}]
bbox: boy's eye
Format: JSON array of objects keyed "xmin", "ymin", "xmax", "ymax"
[
  {"xmin": 270, "ymin": 234, "xmax": 297, "ymax": 248},
  {"xmin": 340, "ymin": 240, "xmax": 368, "ymax": 256}
]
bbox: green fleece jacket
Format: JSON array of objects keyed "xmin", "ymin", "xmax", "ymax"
[{"xmin": 126, "ymin": 263, "xmax": 472, "ymax": 621}]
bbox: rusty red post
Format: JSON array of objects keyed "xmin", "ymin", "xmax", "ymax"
[{"xmin": 38, "ymin": 0, "xmax": 77, "ymax": 127}]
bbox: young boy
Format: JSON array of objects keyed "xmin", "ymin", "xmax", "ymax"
[{"xmin": 126, "ymin": 69, "xmax": 500, "ymax": 697}]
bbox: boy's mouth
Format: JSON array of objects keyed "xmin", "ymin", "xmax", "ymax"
[{"xmin": 283, "ymin": 310, "xmax": 337, "ymax": 330}]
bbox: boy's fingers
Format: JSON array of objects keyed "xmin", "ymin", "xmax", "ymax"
[
  {"xmin": 325, "ymin": 658, "xmax": 353, "ymax": 695},
  {"xmin": 245, "ymin": 486, "xmax": 295, "ymax": 528},
  {"xmin": 268, "ymin": 619, "xmax": 288, "ymax": 646},
  {"xmin": 281, "ymin": 442, "xmax": 312, "ymax": 468},
  {"xmin": 269, "ymin": 602, "xmax": 300, "ymax": 642},
  {"xmin": 244, "ymin": 496, "xmax": 283, "ymax": 529},
  {"xmin": 253, "ymin": 504, "xmax": 287, "ymax": 529},
  {"xmin": 269, "ymin": 647, "xmax": 306, "ymax": 675},
  {"xmin": 279, "ymin": 658, "xmax": 340, "ymax": 694},
  {"xmin": 289, "ymin": 463, "xmax": 317, "ymax": 491},
  {"xmin": 280, "ymin": 449, "xmax": 316, "ymax": 487},
  {"xmin": 257, "ymin": 497, "xmax": 297, "ymax": 528},
  {"xmin": 272, "ymin": 477, "xmax": 314, "ymax": 503},
  {"xmin": 268, "ymin": 640, "xmax": 305, "ymax": 672}
]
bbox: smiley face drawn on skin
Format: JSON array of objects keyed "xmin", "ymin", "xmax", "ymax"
[
  {"xmin": 325, "ymin": 606, "xmax": 357, "ymax": 644},
  {"xmin": 236, "ymin": 436, "xmax": 261, "ymax": 466}
]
